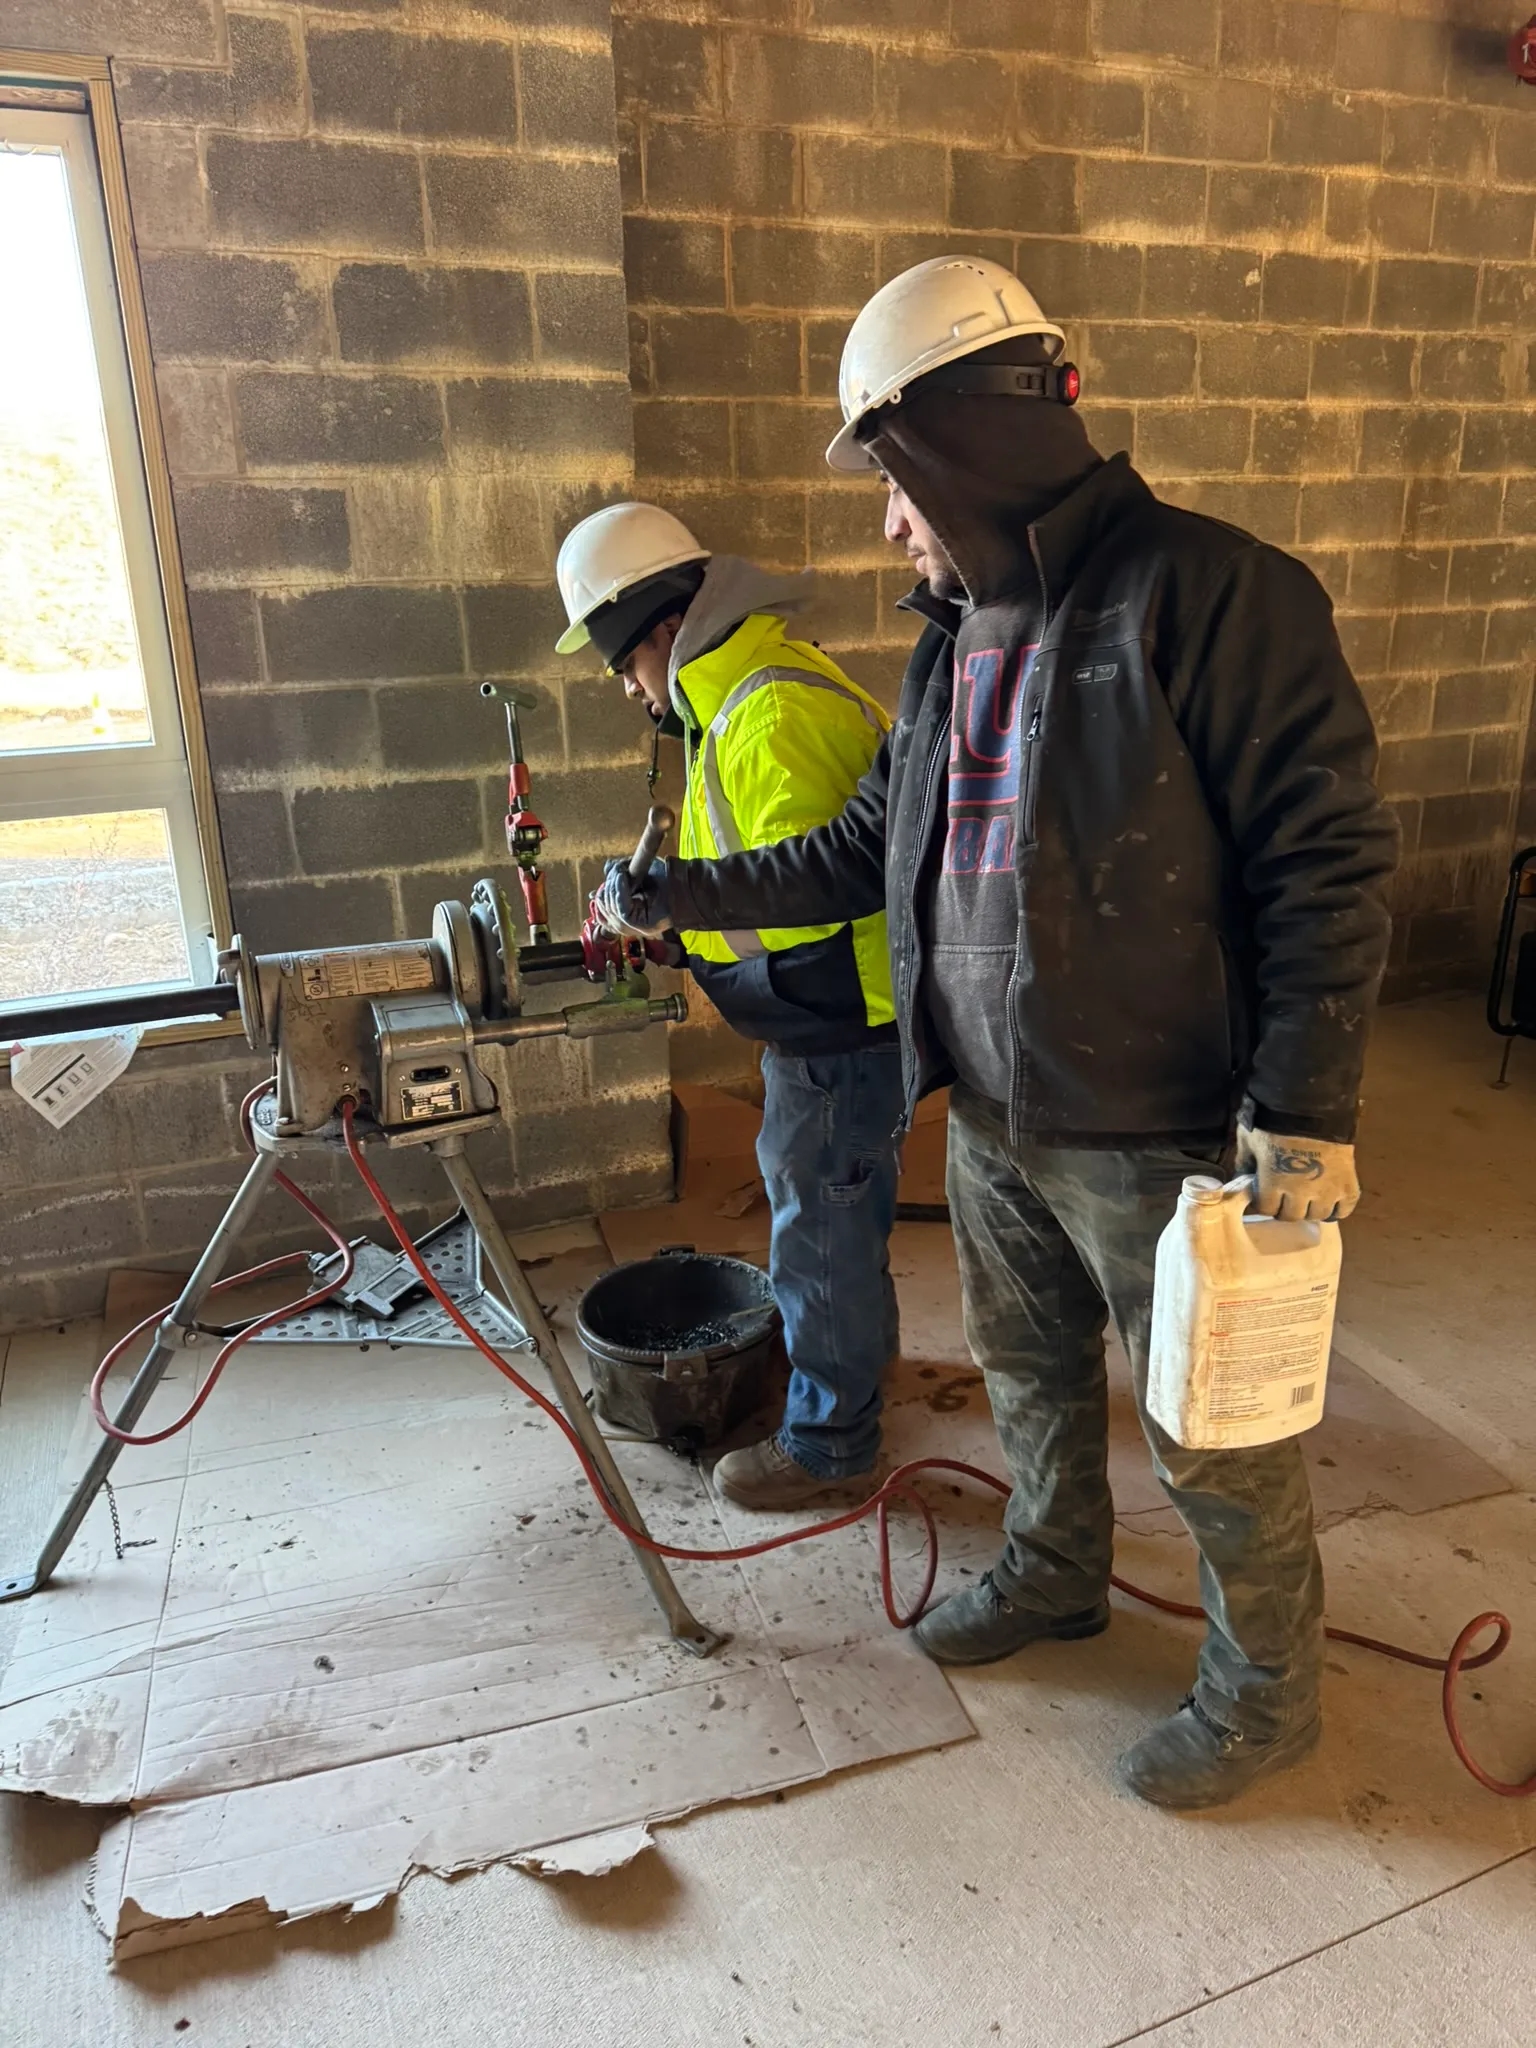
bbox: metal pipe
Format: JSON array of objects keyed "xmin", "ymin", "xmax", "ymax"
[
  {"xmin": 2, "ymin": 981, "xmax": 240, "ymax": 1040},
  {"xmin": 432, "ymin": 1141, "xmax": 724, "ymax": 1659}
]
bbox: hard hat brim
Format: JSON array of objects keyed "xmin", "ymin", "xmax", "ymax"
[
  {"xmin": 555, "ymin": 617, "xmax": 593, "ymax": 654},
  {"xmin": 825, "ymin": 418, "xmax": 874, "ymax": 473}
]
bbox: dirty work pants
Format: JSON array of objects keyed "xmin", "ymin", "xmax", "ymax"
[
  {"xmin": 756, "ymin": 1042, "xmax": 904, "ymax": 1479},
  {"xmin": 947, "ymin": 1084, "xmax": 1324, "ymax": 1741}
]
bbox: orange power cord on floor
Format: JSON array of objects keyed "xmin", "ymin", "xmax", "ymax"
[{"xmin": 89, "ymin": 1088, "xmax": 1532, "ymax": 1801}]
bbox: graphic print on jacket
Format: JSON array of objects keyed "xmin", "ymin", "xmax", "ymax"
[{"xmin": 924, "ymin": 600, "xmax": 1043, "ymax": 1104}]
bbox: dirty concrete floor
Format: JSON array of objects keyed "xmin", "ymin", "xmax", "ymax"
[{"xmin": 2, "ymin": 992, "xmax": 1533, "ymax": 2046}]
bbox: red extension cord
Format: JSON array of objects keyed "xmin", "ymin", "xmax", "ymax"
[{"xmin": 88, "ymin": 1087, "xmax": 1532, "ymax": 1800}]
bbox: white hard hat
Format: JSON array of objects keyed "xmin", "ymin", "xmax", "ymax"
[
  {"xmin": 555, "ymin": 502, "xmax": 710, "ymax": 654},
  {"xmin": 826, "ymin": 256, "xmax": 1066, "ymax": 472}
]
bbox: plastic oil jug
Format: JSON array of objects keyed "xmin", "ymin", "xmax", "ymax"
[{"xmin": 1147, "ymin": 1175, "xmax": 1342, "ymax": 1451}]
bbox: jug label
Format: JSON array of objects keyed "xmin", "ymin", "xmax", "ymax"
[{"xmin": 1207, "ymin": 1288, "xmax": 1331, "ymax": 1422}]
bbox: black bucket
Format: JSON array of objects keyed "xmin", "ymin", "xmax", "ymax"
[{"xmin": 576, "ymin": 1245, "xmax": 780, "ymax": 1456}]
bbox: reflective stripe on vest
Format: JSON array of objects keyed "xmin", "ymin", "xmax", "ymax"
[{"xmin": 696, "ymin": 666, "xmax": 883, "ymax": 963}]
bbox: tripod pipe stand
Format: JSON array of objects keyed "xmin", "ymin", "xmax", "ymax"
[{"xmin": 1, "ymin": 1099, "xmax": 725, "ymax": 1658}]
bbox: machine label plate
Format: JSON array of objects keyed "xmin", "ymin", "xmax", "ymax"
[
  {"xmin": 402, "ymin": 1079, "xmax": 464, "ymax": 1120},
  {"xmin": 296, "ymin": 947, "xmax": 436, "ymax": 1001}
]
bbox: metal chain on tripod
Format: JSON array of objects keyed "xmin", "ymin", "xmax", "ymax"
[{"xmin": 103, "ymin": 1479, "xmax": 124, "ymax": 1562}]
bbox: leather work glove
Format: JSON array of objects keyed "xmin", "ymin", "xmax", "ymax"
[
  {"xmin": 1235, "ymin": 1125, "xmax": 1360, "ymax": 1223},
  {"xmin": 592, "ymin": 856, "xmax": 672, "ymax": 939}
]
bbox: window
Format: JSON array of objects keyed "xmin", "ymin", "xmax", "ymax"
[{"xmin": 0, "ymin": 88, "xmax": 223, "ymax": 1020}]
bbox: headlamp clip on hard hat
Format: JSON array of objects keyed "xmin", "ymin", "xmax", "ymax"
[{"xmin": 917, "ymin": 360, "xmax": 1082, "ymax": 406}]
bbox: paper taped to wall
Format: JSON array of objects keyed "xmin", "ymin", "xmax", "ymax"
[{"xmin": 9, "ymin": 1025, "xmax": 141, "ymax": 1128}]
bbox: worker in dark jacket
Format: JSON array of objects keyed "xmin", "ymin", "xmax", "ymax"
[{"xmin": 598, "ymin": 258, "xmax": 1399, "ymax": 1810}]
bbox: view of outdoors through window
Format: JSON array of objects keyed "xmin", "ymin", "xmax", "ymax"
[{"xmin": 0, "ymin": 132, "xmax": 197, "ymax": 1008}]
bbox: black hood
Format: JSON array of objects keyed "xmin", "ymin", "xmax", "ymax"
[{"xmin": 862, "ymin": 338, "xmax": 1103, "ymax": 608}]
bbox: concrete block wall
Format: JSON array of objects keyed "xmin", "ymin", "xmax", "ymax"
[
  {"xmin": 1, "ymin": 0, "xmax": 674, "ymax": 1333},
  {"xmin": 614, "ymin": 0, "xmax": 1536, "ymax": 1025}
]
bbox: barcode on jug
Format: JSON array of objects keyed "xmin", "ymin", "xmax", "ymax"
[{"xmin": 1289, "ymin": 1382, "xmax": 1316, "ymax": 1408}]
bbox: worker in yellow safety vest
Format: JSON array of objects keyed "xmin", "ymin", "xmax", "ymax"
[{"xmin": 555, "ymin": 503, "xmax": 903, "ymax": 1508}]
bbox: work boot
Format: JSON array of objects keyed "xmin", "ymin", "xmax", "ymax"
[
  {"xmin": 914, "ymin": 1572, "xmax": 1110, "ymax": 1666},
  {"xmin": 711, "ymin": 1435, "xmax": 874, "ymax": 1510},
  {"xmin": 1117, "ymin": 1695, "xmax": 1322, "ymax": 1811}
]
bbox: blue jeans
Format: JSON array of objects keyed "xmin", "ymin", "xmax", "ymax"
[{"xmin": 755, "ymin": 1042, "xmax": 904, "ymax": 1477}]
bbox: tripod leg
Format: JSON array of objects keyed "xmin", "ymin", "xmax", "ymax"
[
  {"xmin": 1494, "ymin": 1035, "xmax": 1515, "ymax": 1088},
  {"xmin": 433, "ymin": 1144, "xmax": 726, "ymax": 1657},
  {"xmin": 1, "ymin": 1149, "xmax": 281, "ymax": 1603}
]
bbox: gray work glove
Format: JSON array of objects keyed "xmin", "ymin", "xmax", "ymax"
[
  {"xmin": 1235, "ymin": 1125, "xmax": 1360, "ymax": 1223},
  {"xmin": 593, "ymin": 857, "xmax": 672, "ymax": 939}
]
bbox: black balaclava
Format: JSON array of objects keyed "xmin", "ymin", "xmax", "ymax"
[
  {"xmin": 860, "ymin": 336, "xmax": 1102, "ymax": 608},
  {"xmin": 584, "ymin": 561, "xmax": 707, "ymax": 672}
]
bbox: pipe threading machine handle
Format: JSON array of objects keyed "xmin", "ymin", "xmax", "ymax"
[{"xmin": 628, "ymin": 804, "xmax": 675, "ymax": 882}]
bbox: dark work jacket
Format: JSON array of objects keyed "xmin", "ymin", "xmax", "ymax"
[{"xmin": 665, "ymin": 455, "xmax": 1399, "ymax": 1147}]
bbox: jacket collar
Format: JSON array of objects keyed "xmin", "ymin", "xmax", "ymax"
[{"xmin": 671, "ymin": 610, "xmax": 795, "ymax": 731}]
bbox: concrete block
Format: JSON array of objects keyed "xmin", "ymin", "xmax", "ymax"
[
  {"xmin": 562, "ymin": 676, "xmax": 652, "ymax": 767},
  {"xmin": 1081, "ymin": 160, "xmax": 1206, "ymax": 243},
  {"xmin": 1388, "ymin": 608, "xmax": 1490, "ymax": 673},
  {"xmin": 1335, "ymin": 7, "xmax": 1447, "ymax": 96},
  {"xmin": 1, "ymin": 1181, "xmax": 145, "ymax": 1273},
  {"xmin": 1146, "ymin": 78, "xmax": 1270, "ymax": 163},
  {"xmin": 1403, "ymin": 475, "xmax": 1503, "ymax": 543},
  {"xmin": 291, "ymin": 778, "xmax": 482, "ymax": 876},
  {"xmin": 378, "ymin": 678, "xmax": 555, "ymax": 773},
  {"xmin": 464, "ymin": 582, "xmax": 570, "ymax": 675},
  {"xmin": 644, "ymin": 123, "xmax": 796, "ymax": 218},
  {"xmin": 1086, "ymin": 325, "xmax": 1196, "ymax": 400},
  {"xmin": 624, "ymin": 217, "xmax": 727, "ymax": 306},
  {"xmin": 1364, "ymin": 181, "xmax": 1436, "ymax": 256},
  {"xmin": 1334, "ymin": 610, "xmax": 1390, "ymax": 675},
  {"xmin": 1014, "ymin": 238, "xmax": 1141, "ymax": 319},
  {"xmin": 235, "ymin": 371, "xmax": 443, "ymax": 470},
  {"xmin": 1470, "ymin": 728, "xmax": 1523, "ymax": 789},
  {"xmin": 230, "ymin": 11, "xmax": 304, "ymax": 130},
  {"xmin": 1201, "ymin": 327, "xmax": 1310, "ymax": 400},
  {"xmin": 532, "ymin": 765, "xmax": 664, "ymax": 861},
  {"xmin": 1494, "ymin": 112, "xmax": 1536, "ymax": 188},
  {"xmin": 1372, "ymin": 258, "xmax": 1480, "ymax": 332},
  {"xmin": 633, "ymin": 398, "xmax": 731, "ymax": 480},
  {"xmin": 637, "ymin": 484, "xmax": 804, "ymax": 566},
  {"xmin": 141, "ymin": 253, "xmax": 327, "ymax": 364},
  {"xmin": 202, "ymin": 684, "xmax": 380, "ymax": 780},
  {"xmin": 1461, "ymin": 410, "xmax": 1536, "ymax": 473},
  {"xmin": 1135, "ymin": 406, "xmax": 1251, "ymax": 478},
  {"xmin": 156, "ymin": 366, "xmax": 236, "ymax": 478},
  {"xmin": 1361, "ymin": 677, "xmax": 1434, "ymax": 739},
  {"xmin": 809, "ymin": 490, "xmax": 892, "ymax": 565},
  {"xmin": 650, "ymin": 311, "xmax": 800, "ymax": 396},
  {"xmin": 1357, "ymin": 408, "xmax": 1463, "ymax": 477},
  {"xmin": 261, "ymin": 587, "xmax": 464, "ymax": 682},
  {"xmin": 1310, "ymin": 333, "xmax": 1415, "ymax": 400},
  {"xmin": 188, "ymin": 589, "xmax": 261, "ymax": 685},
  {"xmin": 618, "ymin": 115, "xmax": 643, "ymax": 209},
  {"xmin": 1501, "ymin": 476, "xmax": 1536, "ymax": 533},
  {"xmin": 725, "ymin": 32, "xmax": 872, "ymax": 129},
  {"xmin": 1207, "ymin": 167, "xmax": 1323, "ymax": 243},
  {"xmin": 1270, "ymin": 89, "xmax": 1383, "ymax": 169},
  {"xmin": 1478, "ymin": 265, "xmax": 1536, "ymax": 331},
  {"xmin": 1377, "ymin": 731, "xmax": 1473, "ymax": 799},
  {"xmin": 230, "ymin": 874, "xmax": 396, "ymax": 954},
  {"xmin": 1432, "ymin": 188, "xmax": 1536, "ymax": 263},
  {"xmin": 1485, "ymin": 605, "xmax": 1536, "ymax": 663},
  {"xmin": 1448, "ymin": 540, "xmax": 1536, "ymax": 606},
  {"xmin": 732, "ymin": 224, "xmax": 875, "ymax": 312},
  {"xmin": 1419, "ymin": 790, "xmax": 1512, "ymax": 853},
  {"xmin": 1432, "ymin": 667, "xmax": 1527, "ymax": 732},
  {"xmin": 1078, "ymin": 403, "xmax": 1135, "ymax": 458},
  {"xmin": 174, "ymin": 483, "xmax": 350, "ymax": 579},
  {"xmin": 536, "ymin": 273, "xmax": 630, "ymax": 376},
  {"xmin": 951, "ymin": 0, "xmax": 1089, "ymax": 57},
  {"xmin": 424, "ymin": 156, "xmax": 621, "ymax": 264},
  {"xmin": 1218, "ymin": 1, "xmax": 1338, "ymax": 80},
  {"xmin": 1385, "ymin": 102, "xmax": 1491, "ymax": 183},
  {"xmin": 1016, "ymin": 64, "xmax": 1144, "ymax": 151},
  {"xmin": 334, "ymin": 264, "xmax": 533, "ymax": 366},
  {"xmin": 15, "ymin": 0, "xmax": 216, "ymax": 60},
  {"xmin": 0, "ymin": 1081, "xmax": 135, "ymax": 1190},
  {"xmin": 308, "ymin": 26, "xmax": 518, "ymax": 144},
  {"xmin": 950, "ymin": 150, "xmax": 1078, "ymax": 236},
  {"xmin": 615, "ymin": 17, "xmax": 720, "ymax": 118},
  {"xmin": 1346, "ymin": 546, "xmax": 1450, "ymax": 611},
  {"xmin": 736, "ymin": 401, "xmax": 845, "ymax": 481},
  {"xmin": 805, "ymin": 135, "xmax": 946, "ymax": 226},
  {"xmin": 520, "ymin": 42, "xmax": 617, "ymax": 153},
  {"xmin": 799, "ymin": 569, "xmax": 880, "ymax": 645},
  {"xmin": 1420, "ymin": 337, "xmax": 1505, "ymax": 405},
  {"xmin": 875, "ymin": 49, "xmax": 1011, "ymax": 144},
  {"xmin": 1143, "ymin": 247, "xmax": 1261, "ymax": 323},
  {"xmin": 217, "ymin": 787, "xmax": 296, "ymax": 888},
  {"xmin": 1262, "ymin": 252, "xmax": 1369, "ymax": 326},
  {"xmin": 445, "ymin": 378, "xmax": 630, "ymax": 469},
  {"xmin": 206, "ymin": 136, "xmax": 424, "ymax": 253},
  {"xmin": 351, "ymin": 473, "xmax": 549, "ymax": 585},
  {"xmin": 1176, "ymin": 479, "xmax": 1299, "ymax": 545},
  {"xmin": 1094, "ymin": 0, "xmax": 1218, "ymax": 67},
  {"xmin": 122, "ymin": 123, "xmax": 206, "ymax": 249},
  {"xmin": 514, "ymin": 1091, "xmax": 670, "ymax": 1192},
  {"xmin": 115, "ymin": 61, "xmax": 231, "ymax": 126},
  {"xmin": 1299, "ymin": 477, "xmax": 1406, "ymax": 544}
]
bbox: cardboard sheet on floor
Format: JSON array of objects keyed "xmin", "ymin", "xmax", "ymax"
[
  {"xmin": 0, "ymin": 1242, "xmax": 972, "ymax": 1964},
  {"xmin": 602, "ymin": 1203, "xmax": 1513, "ymax": 1537}
]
